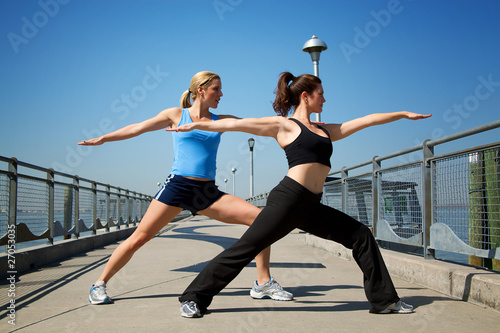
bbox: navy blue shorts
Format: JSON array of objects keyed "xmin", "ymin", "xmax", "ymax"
[{"xmin": 154, "ymin": 174, "xmax": 226, "ymax": 215}]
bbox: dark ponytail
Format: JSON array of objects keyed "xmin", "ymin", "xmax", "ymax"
[
  {"xmin": 272, "ymin": 72, "xmax": 322, "ymax": 116},
  {"xmin": 272, "ymin": 72, "xmax": 295, "ymax": 116}
]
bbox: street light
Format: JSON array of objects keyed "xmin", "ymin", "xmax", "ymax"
[
  {"xmin": 231, "ymin": 167, "xmax": 237, "ymax": 196},
  {"xmin": 248, "ymin": 138, "xmax": 255, "ymax": 197},
  {"xmin": 224, "ymin": 178, "xmax": 228, "ymax": 192},
  {"xmin": 302, "ymin": 35, "xmax": 328, "ymax": 122}
]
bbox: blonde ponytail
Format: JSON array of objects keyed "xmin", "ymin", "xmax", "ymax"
[{"xmin": 180, "ymin": 89, "xmax": 192, "ymax": 108}]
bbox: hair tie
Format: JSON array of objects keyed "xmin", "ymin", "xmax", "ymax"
[{"xmin": 188, "ymin": 89, "xmax": 191, "ymax": 93}]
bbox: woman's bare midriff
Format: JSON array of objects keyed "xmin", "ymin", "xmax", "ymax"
[
  {"xmin": 184, "ymin": 176, "xmax": 212, "ymax": 181},
  {"xmin": 286, "ymin": 163, "xmax": 331, "ymax": 194}
]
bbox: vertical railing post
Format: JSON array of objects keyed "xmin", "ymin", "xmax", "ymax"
[
  {"xmin": 130, "ymin": 192, "xmax": 136, "ymax": 226},
  {"xmin": 134, "ymin": 196, "xmax": 137, "ymax": 223},
  {"xmin": 422, "ymin": 140, "xmax": 435, "ymax": 259},
  {"xmin": 63, "ymin": 180, "xmax": 73, "ymax": 240},
  {"xmin": 125, "ymin": 189, "xmax": 130, "ymax": 228},
  {"xmin": 136, "ymin": 192, "xmax": 140, "ymax": 226},
  {"xmin": 138, "ymin": 194, "xmax": 142, "ymax": 223},
  {"xmin": 92, "ymin": 181, "xmax": 97, "ymax": 235},
  {"xmin": 116, "ymin": 187, "xmax": 121, "ymax": 230},
  {"xmin": 341, "ymin": 167, "xmax": 348, "ymax": 213},
  {"xmin": 7, "ymin": 158, "xmax": 18, "ymax": 253},
  {"xmin": 106, "ymin": 184, "xmax": 111, "ymax": 232},
  {"xmin": 134, "ymin": 192, "xmax": 139, "ymax": 226},
  {"xmin": 74, "ymin": 176, "xmax": 80, "ymax": 239},
  {"xmin": 47, "ymin": 168, "xmax": 54, "ymax": 245},
  {"xmin": 372, "ymin": 156, "xmax": 381, "ymax": 236}
]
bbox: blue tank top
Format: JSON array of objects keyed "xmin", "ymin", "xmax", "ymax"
[{"xmin": 170, "ymin": 109, "xmax": 221, "ymax": 180}]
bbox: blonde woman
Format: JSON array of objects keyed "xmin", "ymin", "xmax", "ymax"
[
  {"xmin": 79, "ymin": 71, "xmax": 292, "ymax": 305},
  {"xmin": 172, "ymin": 72, "xmax": 431, "ymax": 317}
]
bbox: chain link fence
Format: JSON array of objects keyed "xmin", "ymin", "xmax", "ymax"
[
  {"xmin": 0, "ymin": 157, "xmax": 152, "ymax": 249},
  {"xmin": 247, "ymin": 120, "xmax": 500, "ymax": 268}
]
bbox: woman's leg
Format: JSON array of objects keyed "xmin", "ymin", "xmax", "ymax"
[
  {"xmin": 300, "ymin": 203, "xmax": 399, "ymax": 312},
  {"xmin": 200, "ymin": 195, "xmax": 271, "ymax": 285},
  {"xmin": 96, "ymin": 199, "xmax": 183, "ymax": 284},
  {"xmin": 180, "ymin": 180, "xmax": 310, "ymax": 311}
]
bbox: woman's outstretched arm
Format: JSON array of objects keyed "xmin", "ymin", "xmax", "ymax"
[
  {"xmin": 78, "ymin": 107, "xmax": 179, "ymax": 146},
  {"xmin": 324, "ymin": 111, "xmax": 432, "ymax": 142},
  {"xmin": 167, "ymin": 116, "xmax": 284, "ymax": 138}
]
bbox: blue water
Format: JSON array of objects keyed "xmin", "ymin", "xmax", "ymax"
[{"xmin": 434, "ymin": 250, "xmax": 469, "ymax": 265}]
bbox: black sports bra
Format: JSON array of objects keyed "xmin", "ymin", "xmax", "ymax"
[{"xmin": 284, "ymin": 118, "xmax": 333, "ymax": 169}]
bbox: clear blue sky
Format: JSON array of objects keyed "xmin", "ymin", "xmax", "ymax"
[{"xmin": 1, "ymin": 0, "xmax": 499, "ymax": 197}]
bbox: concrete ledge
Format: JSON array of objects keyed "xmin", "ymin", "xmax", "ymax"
[
  {"xmin": 0, "ymin": 227, "xmax": 136, "ymax": 279},
  {"xmin": 305, "ymin": 234, "xmax": 500, "ymax": 312}
]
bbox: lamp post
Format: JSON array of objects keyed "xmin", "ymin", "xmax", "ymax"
[
  {"xmin": 231, "ymin": 167, "xmax": 237, "ymax": 196},
  {"xmin": 224, "ymin": 178, "xmax": 228, "ymax": 192},
  {"xmin": 248, "ymin": 138, "xmax": 255, "ymax": 197},
  {"xmin": 302, "ymin": 35, "xmax": 328, "ymax": 122}
]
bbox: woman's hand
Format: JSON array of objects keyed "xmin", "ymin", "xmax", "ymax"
[
  {"xmin": 165, "ymin": 123, "xmax": 197, "ymax": 132},
  {"xmin": 403, "ymin": 112, "xmax": 432, "ymax": 120},
  {"xmin": 78, "ymin": 137, "xmax": 104, "ymax": 146}
]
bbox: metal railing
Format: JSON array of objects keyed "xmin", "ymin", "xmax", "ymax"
[
  {"xmin": 0, "ymin": 156, "xmax": 152, "ymax": 249},
  {"xmin": 248, "ymin": 120, "xmax": 500, "ymax": 262}
]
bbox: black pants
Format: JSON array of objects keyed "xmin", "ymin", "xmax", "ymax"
[{"xmin": 179, "ymin": 176, "xmax": 399, "ymax": 313}]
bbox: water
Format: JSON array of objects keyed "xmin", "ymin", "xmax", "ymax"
[{"xmin": 434, "ymin": 250, "xmax": 469, "ymax": 265}]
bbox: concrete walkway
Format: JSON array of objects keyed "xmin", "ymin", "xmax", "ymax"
[{"xmin": 1, "ymin": 216, "xmax": 498, "ymax": 332}]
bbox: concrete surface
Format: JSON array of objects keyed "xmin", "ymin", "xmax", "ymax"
[{"xmin": 306, "ymin": 234, "xmax": 500, "ymax": 311}]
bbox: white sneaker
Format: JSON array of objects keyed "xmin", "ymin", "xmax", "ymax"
[
  {"xmin": 180, "ymin": 301, "xmax": 202, "ymax": 318},
  {"xmin": 88, "ymin": 281, "xmax": 113, "ymax": 305},
  {"xmin": 250, "ymin": 277, "xmax": 293, "ymax": 301},
  {"xmin": 377, "ymin": 300, "xmax": 414, "ymax": 314}
]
